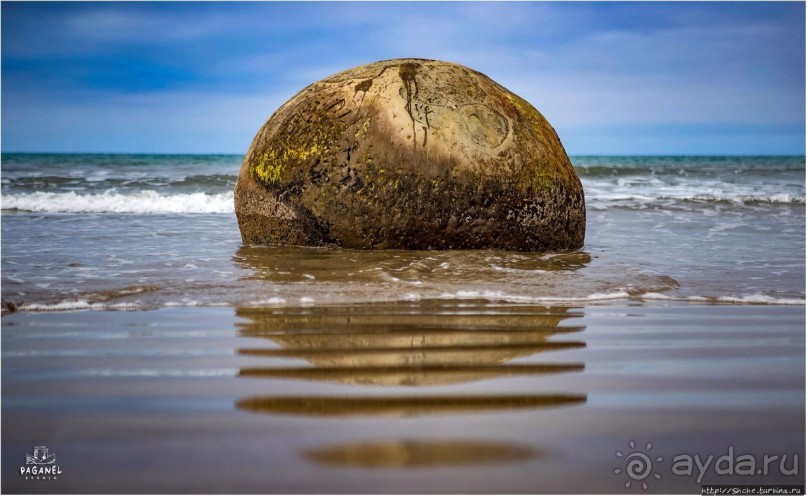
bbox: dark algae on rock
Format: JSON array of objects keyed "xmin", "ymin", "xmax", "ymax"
[{"xmin": 234, "ymin": 59, "xmax": 585, "ymax": 251}]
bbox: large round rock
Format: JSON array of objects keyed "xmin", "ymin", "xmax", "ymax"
[{"xmin": 235, "ymin": 58, "xmax": 585, "ymax": 251}]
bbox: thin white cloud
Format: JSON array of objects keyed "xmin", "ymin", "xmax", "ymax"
[
  {"xmin": 61, "ymin": 8, "xmax": 246, "ymax": 45},
  {"xmin": 3, "ymin": 88, "xmax": 286, "ymax": 153},
  {"xmin": 506, "ymin": 71, "xmax": 804, "ymax": 128}
]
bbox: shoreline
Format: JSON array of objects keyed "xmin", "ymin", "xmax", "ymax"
[{"xmin": 2, "ymin": 294, "xmax": 806, "ymax": 317}]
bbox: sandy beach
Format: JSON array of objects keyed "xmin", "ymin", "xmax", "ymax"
[{"xmin": 2, "ymin": 303, "xmax": 803, "ymax": 493}]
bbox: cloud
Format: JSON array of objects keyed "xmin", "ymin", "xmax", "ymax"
[
  {"xmin": 2, "ymin": 1, "xmax": 804, "ymax": 154},
  {"xmin": 3, "ymin": 87, "xmax": 285, "ymax": 153}
]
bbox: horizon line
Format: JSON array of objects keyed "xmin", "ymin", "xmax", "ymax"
[{"xmin": 2, "ymin": 151, "xmax": 805, "ymax": 158}]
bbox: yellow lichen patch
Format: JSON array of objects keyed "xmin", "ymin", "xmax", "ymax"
[
  {"xmin": 252, "ymin": 132, "xmax": 332, "ymax": 186},
  {"xmin": 507, "ymin": 94, "xmax": 549, "ymax": 139},
  {"xmin": 533, "ymin": 169, "xmax": 556, "ymax": 193},
  {"xmin": 254, "ymin": 149, "xmax": 284, "ymax": 185},
  {"xmin": 354, "ymin": 119, "xmax": 371, "ymax": 139},
  {"xmin": 505, "ymin": 93, "xmax": 567, "ymax": 192}
]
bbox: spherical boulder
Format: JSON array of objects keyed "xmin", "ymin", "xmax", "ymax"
[{"xmin": 234, "ymin": 58, "xmax": 585, "ymax": 251}]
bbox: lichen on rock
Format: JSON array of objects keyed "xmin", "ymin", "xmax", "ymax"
[{"xmin": 234, "ymin": 58, "xmax": 585, "ymax": 251}]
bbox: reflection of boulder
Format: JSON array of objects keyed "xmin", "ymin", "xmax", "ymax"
[
  {"xmin": 242, "ymin": 328, "xmax": 580, "ymax": 350},
  {"xmin": 305, "ymin": 439, "xmax": 539, "ymax": 468},
  {"xmin": 235, "ymin": 302, "xmax": 584, "ymax": 387},
  {"xmin": 232, "ymin": 246, "xmax": 593, "ymax": 288},
  {"xmin": 239, "ymin": 363, "xmax": 583, "ymax": 387},
  {"xmin": 236, "ymin": 394, "xmax": 587, "ymax": 417},
  {"xmin": 239, "ymin": 342, "xmax": 583, "ymax": 370},
  {"xmin": 236, "ymin": 308, "xmax": 577, "ymax": 332}
]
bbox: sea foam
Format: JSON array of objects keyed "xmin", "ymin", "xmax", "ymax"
[
  {"xmin": 2, "ymin": 190, "xmax": 234, "ymax": 214},
  {"xmin": 642, "ymin": 292, "xmax": 805, "ymax": 306}
]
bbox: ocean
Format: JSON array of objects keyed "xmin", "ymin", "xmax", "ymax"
[
  {"xmin": 1, "ymin": 154, "xmax": 804, "ymax": 493},
  {"xmin": 1, "ymin": 154, "xmax": 804, "ymax": 310}
]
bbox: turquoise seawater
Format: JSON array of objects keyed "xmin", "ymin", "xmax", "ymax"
[{"xmin": 1, "ymin": 154, "xmax": 804, "ymax": 309}]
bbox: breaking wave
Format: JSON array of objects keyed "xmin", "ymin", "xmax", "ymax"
[{"xmin": 2, "ymin": 190, "xmax": 234, "ymax": 214}]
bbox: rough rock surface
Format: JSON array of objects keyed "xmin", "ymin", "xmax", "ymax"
[{"xmin": 235, "ymin": 58, "xmax": 585, "ymax": 251}]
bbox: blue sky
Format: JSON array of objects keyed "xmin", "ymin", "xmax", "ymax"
[{"xmin": 2, "ymin": 2, "xmax": 804, "ymax": 155}]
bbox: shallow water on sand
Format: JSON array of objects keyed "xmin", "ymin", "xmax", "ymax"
[
  {"xmin": 1, "ymin": 155, "xmax": 805, "ymax": 311},
  {"xmin": 2, "ymin": 304, "xmax": 803, "ymax": 493},
  {"xmin": 1, "ymin": 201, "xmax": 804, "ymax": 312}
]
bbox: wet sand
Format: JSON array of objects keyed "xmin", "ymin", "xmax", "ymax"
[{"xmin": 2, "ymin": 303, "xmax": 804, "ymax": 493}]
